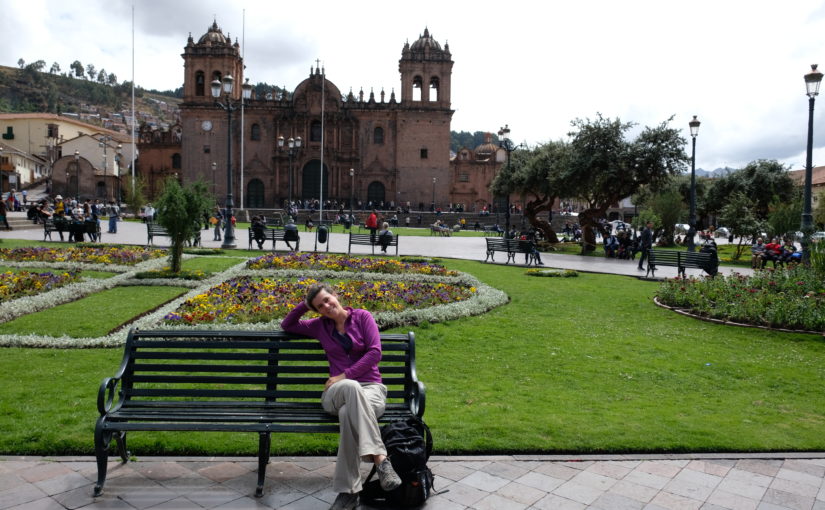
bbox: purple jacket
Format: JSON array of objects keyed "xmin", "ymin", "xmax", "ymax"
[{"xmin": 281, "ymin": 302, "xmax": 383, "ymax": 384}]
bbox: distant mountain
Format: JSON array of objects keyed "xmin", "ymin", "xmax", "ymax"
[{"xmin": 693, "ymin": 167, "xmax": 735, "ymax": 178}]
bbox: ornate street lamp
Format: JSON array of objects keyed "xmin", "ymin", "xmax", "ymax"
[
  {"xmin": 802, "ymin": 64, "xmax": 823, "ymax": 264},
  {"xmin": 497, "ymin": 124, "xmax": 525, "ymax": 236},
  {"xmin": 212, "ymin": 74, "xmax": 253, "ymax": 249},
  {"xmin": 277, "ymin": 134, "xmax": 303, "ymax": 216},
  {"xmin": 687, "ymin": 115, "xmax": 700, "ymax": 252},
  {"xmin": 431, "ymin": 177, "xmax": 436, "ymax": 212},
  {"xmin": 349, "ymin": 168, "xmax": 355, "ymax": 228}
]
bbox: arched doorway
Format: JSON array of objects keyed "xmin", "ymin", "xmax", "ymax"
[
  {"xmin": 247, "ymin": 179, "xmax": 264, "ymax": 208},
  {"xmin": 96, "ymin": 181, "xmax": 106, "ymax": 200},
  {"xmin": 367, "ymin": 181, "xmax": 385, "ymax": 206},
  {"xmin": 301, "ymin": 160, "xmax": 328, "ymax": 201}
]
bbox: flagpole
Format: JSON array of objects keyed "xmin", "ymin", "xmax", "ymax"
[
  {"xmin": 319, "ymin": 63, "xmax": 324, "ymax": 225},
  {"xmin": 239, "ymin": 8, "xmax": 245, "ymax": 210},
  {"xmin": 130, "ymin": 2, "xmax": 136, "ymax": 198}
]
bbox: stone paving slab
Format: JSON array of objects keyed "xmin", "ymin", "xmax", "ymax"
[{"xmin": 1, "ymin": 455, "xmax": 823, "ymax": 510}]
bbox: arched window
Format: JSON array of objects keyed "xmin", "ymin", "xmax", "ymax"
[
  {"xmin": 171, "ymin": 153, "xmax": 182, "ymax": 169},
  {"xmin": 247, "ymin": 179, "xmax": 264, "ymax": 208},
  {"xmin": 412, "ymin": 76, "xmax": 423, "ymax": 101},
  {"xmin": 195, "ymin": 71, "xmax": 205, "ymax": 96},
  {"xmin": 96, "ymin": 181, "xmax": 105, "ymax": 199},
  {"xmin": 310, "ymin": 120, "xmax": 322, "ymax": 142},
  {"xmin": 373, "ymin": 126, "xmax": 384, "ymax": 145},
  {"xmin": 429, "ymin": 77, "xmax": 439, "ymax": 102},
  {"xmin": 367, "ymin": 181, "xmax": 386, "ymax": 205},
  {"xmin": 211, "ymin": 71, "xmax": 222, "ymax": 88},
  {"xmin": 250, "ymin": 123, "xmax": 261, "ymax": 141}
]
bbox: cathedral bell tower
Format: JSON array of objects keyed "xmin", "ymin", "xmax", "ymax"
[
  {"xmin": 399, "ymin": 28, "xmax": 453, "ymax": 108},
  {"xmin": 182, "ymin": 21, "xmax": 245, "ymax": 103}
]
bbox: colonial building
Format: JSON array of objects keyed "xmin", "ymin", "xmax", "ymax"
[{"xmin": 174, "ymin": 21, "xmax": 454, "ymax": 210}]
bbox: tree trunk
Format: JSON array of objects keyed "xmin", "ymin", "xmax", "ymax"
[
  {"xmin": 524, "ymin": 200, "xmax": 559, "ymax": 243},
  {"xmin": 578, "ymin": 207, "xmax": 607, "ymax": 253},
  {"xmin": 170, "ymin": 239, "xmax": 184, "ymax": 274}
]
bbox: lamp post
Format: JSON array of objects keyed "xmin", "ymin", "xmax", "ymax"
[
  {"xmin": 687, "ymin": 115, "xmax": 701, "ymax": 252},
  {"xmin": 431, "ymin": 177, "xmax": 436, "ymax": 212},
  {"xmin": 497, "ymin": 124, "xmax": 524, "ymax": 237},
  {"xmin": 212, "ymin": 74, "xmax": 253, "ymax": 249},
  {"xmin": 277, "ymin": 135, "xmax": 303, "ymax": 217},
  {"xmin": 73, "ymin": 150, "xmax": 80, "ymax": 199},
  {"xmin": 802, "ymin": 64, "xmax": 823, "ymax": 264},
  {"xmin": 349, "ymin": 168, "xmax": 355, "ymax": 227}
]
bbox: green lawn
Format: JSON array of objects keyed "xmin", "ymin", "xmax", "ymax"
[{"xmin": 0, "ymin": 256, "xmax": 822, "ymax": 456}]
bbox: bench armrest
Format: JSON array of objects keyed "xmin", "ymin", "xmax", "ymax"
[
  {"xmin": 410, "ymin": 380, "xmax": 426, "ymax": 418},
  {"xmin": 97, "ymin": 377, "xmax": 124, "ymax": 416}
]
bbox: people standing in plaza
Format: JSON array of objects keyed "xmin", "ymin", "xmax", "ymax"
[
  {"xmin": 281, "ymin": 283, "xmax": 402, "ymax": 510},
  {"xmin": 366, "ymin": 209, "xmax": 378, "ymax": 244},
  {"xmin": 107, "ymin": 200, "xmax": 120, "ymax": 234},
  {"xmin": 637, "ymin": 221, "xmax": 654, "ymax": 271},
  {"xmin": 0, "ymin": 197, "xmax": 10, "ymax": 230},
  {"xmin": 211, "ymin": 207, "xmax": 223, "ymax": 241}
]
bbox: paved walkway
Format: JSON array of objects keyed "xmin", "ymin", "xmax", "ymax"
[
  {"xmin": 1, "ymin": 213, "xmax": 794, "ymax": 510},
  {"xmin": 1, "ymin": 453, "xmax": 824, "ymax": 509},
  {"xmin": 0, "ymin": 212, "xmax": 753, "ymax": 279}
]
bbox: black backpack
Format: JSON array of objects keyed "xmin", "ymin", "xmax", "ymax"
[{"xmin": 360, "ymin": 416, "xmax": 440, "ymax": 508}]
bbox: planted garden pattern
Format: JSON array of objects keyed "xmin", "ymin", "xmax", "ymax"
[
  {"xmin": 0, "ymin": 246, "xmax": 166, "ymax": 265},
  {"xmin": 0, "ymin": 270, "xmax": 82, "ymax": 300}
]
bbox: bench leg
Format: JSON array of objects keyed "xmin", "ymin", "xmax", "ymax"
[
  {"xmin": 255, "ymin": 432, "xmax": 271, "ymax": 497},
  {"xmin": 484, "ymin": 250, "xmax": 494, "ymax": 263}
]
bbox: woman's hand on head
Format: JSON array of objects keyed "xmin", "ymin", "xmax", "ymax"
[{"xmin": 325, "ymin": 373, "xmax": 346, "ymax": 390}]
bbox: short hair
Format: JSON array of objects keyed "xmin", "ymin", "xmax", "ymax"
[
  {"xmin": 382, "ymin": 222, "xmax": 389, "ymax": 229},
  {"xmin": 305, "ymin": 282, "xmax": 335, "ymax": 312}
]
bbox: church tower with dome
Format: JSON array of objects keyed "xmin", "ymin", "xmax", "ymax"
[{"xmin": 175, "ymin": 22, "xmax": 456, "ymax": 212}]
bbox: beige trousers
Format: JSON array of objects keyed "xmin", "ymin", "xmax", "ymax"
[{"xmin": 322, "ymin": 380, "xmax": 387, "ymax": 493}]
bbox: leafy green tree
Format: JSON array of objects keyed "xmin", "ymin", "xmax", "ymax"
[
  {"xmin": 491, "ymin": 141, "xmax": 567, "ymax": 242},
  {"xmin": 634, "ymin": 208, "xmax": 661, "ymax": 231},
  {"xmin": 50, "ymin": 62, "xmax": 60, "ymax": 74},
  {"xmin": 97, "ymin": 68, "xmax": 107, "ymax": 84},
  {"xmin": 70, "ymin": 60, "xmax": 84, "ymax": 79},
  {"xmin": 85, "ymin": 64, "xmax": 96, "ymax": 81},
  {"xmin": 562, "ymin": 115, "xmax": 688, "ymax": 252},
  {"xmin": 814, "ymin": 191, "xmax": 825, "ymax": 229},
  {"xmin": 718, "ymin": 192, "xmax": 765, "ymax": 260},
  {"xmin": 155, "ymin": 179, "xmax": 214, "ymax": 273},
  {"xmin": 107, "ymin": 73, "xmax": 117, "ymax": 86},
  {"xmin": 767, "ymin": 198, "xmax": 802, "ymax": 240},
  {"xmin": 646, "ymin": 189, "xmax": 686, "ymax": 245},
  {"xmin": 123, "ymin": 175, "xmax": 148, "ymax": 220},
  {"xmin": 705, "ymin": 160, "xmax": 795, "ymax": 220},
  {"xmin": 17, "ymin": 58, "xmax": 25, "ymax": 69}
]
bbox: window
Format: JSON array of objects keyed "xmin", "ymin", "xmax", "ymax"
[
  {"xmin": 172, "ymin": 153, "xmax": 182, "ymax": 169},
  {"xmin": 373, "ymin": 126, "xmax": 384, "ymax": 145},
  {"xmin": 429, "ymin": 77, "xmax": 439, "ymax": 102},
  {"xmin": 459, "ymin": 173, "xmax": 469, "ymax": 182},
  {"xmin": 412, "ymin": 76, "xmax": 423, "ymax": 102},
  {"xmin": 47, "ymin": 124, "xmax": 59, "ymax": 139},
  {"xmin": 250, "ymin": 123, "xmax": 261, "ymax": 141},
  {"xmin": 420, "ymin": 148, "xmax": 428, "ymax": 159},
  {"xmin": 310, "ymin": 121, "xmax": 322, "ymax": 142},
  {"xmin": 203, "ymin": 145, "xmax": 210, "ymax": 154},
  {"xmin": 195, "ymin": 71, "xmax": 205, "ymax": 96}
]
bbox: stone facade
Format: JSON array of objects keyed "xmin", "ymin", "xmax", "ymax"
[{"xmin": 175, "ymin": 22, "xmax": 455, "ymax": 210}]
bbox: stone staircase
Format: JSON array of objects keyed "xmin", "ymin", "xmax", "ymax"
[{"xmin": 4, "ymin": 211, "xmax": 40, "ymax": 231}]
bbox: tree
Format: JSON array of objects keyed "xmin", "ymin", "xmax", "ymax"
[
  {"xmin": 491, "ymin": 141, "xmax": 567, "ymax": 242},
  {"xmin": 50, "ymin": 62, "xmax": 61, "ymax": 74},
  {"xmin": 718, "ymin": 192, "xmax": 765, "ymax": 260},
  {"xmin": 155, "ymin": 179, "xmax": 214, "ymax": 273},
  {"xmin": 107, "ymin": 73, "xmax": 117, "ymax": 86},
  {"xmin": 705, "ymin": 160, "xmax": 795, "ymax": 220},
  {"xmin": 767, "ymin": 197, "xmax": 803, "ymax": 240},
  {"xmin": 645, "ymin": 188, "xmax": 686, "ymax": 245},
  {"xmin": 70, "ymin": 60, "xmax": 84, "ymax": 79},
  {"xmin": 562, "ymin": 115, "xmax": 688, "ymax": 252},
  {"xmin": 17, "ymin": 58, "xmax": 25, "ymax": 69},
  {"xmin": 85, "ymin": 64, "xmax": 96, "ymax": 80},
  {"xmin": 814, "ymin": 191, "xmax": 825, "ymax": 229},
  {"xmin": 123, "ymin": 175, "xmax": 148, "ymax": 221},
  {"xmin": 97, "ymin": 69, "xmax": 107, "ymax": 84}
]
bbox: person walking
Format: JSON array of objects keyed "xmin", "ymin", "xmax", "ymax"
[
  {"xmin": 365, "ymin": 209, "xmax": 378, "ymax": 244},
  {"xmin": 638, "ymin": 221, "xmax": 654, "ymax": 271}
]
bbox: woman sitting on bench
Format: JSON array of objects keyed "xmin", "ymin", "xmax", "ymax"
[{"xmin": 281, "ymin": 283, "xmax": 402, "ymax": 510}]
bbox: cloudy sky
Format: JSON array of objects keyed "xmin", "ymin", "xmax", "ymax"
[{"xmin": 4, "ymin": 0, "xmax": 825, "ymax": 172}]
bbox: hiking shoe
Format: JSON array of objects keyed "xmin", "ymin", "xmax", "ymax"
[
  {"xmin": 377, "ymin": 458, "xmax": 402, "ymax": 491},
  {"xmin": 329, "ymin": 492, "xmax": 359, "ymax": 510}
]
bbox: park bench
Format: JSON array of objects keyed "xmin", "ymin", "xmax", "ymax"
[
  {"xmin": 42, "ymin": 218, "xmax": 60, "ymax": 241},
  {"xmin": 482, "ymin": 224, "xmax": 503, "ymax": 237},
  {"xmin": 645, "ymin": 249, "xmax": 718, "ymax": 278},
  {"xmin": 43, "ymin": 218, "xmax": 102, "ymax": 242},
  {"xmin": 93, "ymin": 328, "xmax": 424, "ymax": 498},
  {"xmin": 247, "ymin": 227, "xmax": 300, "ymax": 251},
  {"xmin": 484, "ymin": 238, "xmax": 538, "ymax": 265},
  {"xmin": 348, "ymin": 232, "xmax": 399, "ymax": 255},
  {"xmin": 146, "ymin": 223, "xmax": 201, "ymax": 247}
]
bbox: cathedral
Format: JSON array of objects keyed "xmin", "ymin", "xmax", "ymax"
[{"xmin": 172, "ymin": 21, "xmax": 455, "ymax": 211}]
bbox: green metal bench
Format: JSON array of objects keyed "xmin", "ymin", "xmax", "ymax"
[{"xmin": 646, "ymin": 249, "xmax": 718, "ymax": 278}]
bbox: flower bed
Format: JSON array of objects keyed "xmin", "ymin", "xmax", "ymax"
[
  {"xmin": 247, "ymin": 252, "xmax": 458, "ymax": 276},
  {"xmin": 0, "ymin": 270, "xmax": 82, "ymax": 300},
  {"xmin": 525, "ymin": 269, "xmax": 578, "ymax": 278},
  {"xmin": 0, "ymin": 246, "xmax": 166, "ymax": 265},
  {"xmin": 656, "ymin": 266, "xmax": 825, "ymax": 332},
  {"xmin": 164, "ymin": 277, "xmax": 476, "ymax": 325}
]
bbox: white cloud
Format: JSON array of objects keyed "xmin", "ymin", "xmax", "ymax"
[{"xmin": 4, "ymin": 0, "xmax": 825, "ymax": 172}]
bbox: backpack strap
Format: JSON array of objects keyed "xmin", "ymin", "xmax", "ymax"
[{"xmin": 409, "ymin": 416, "xmax": 433, "ymax": 461}]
